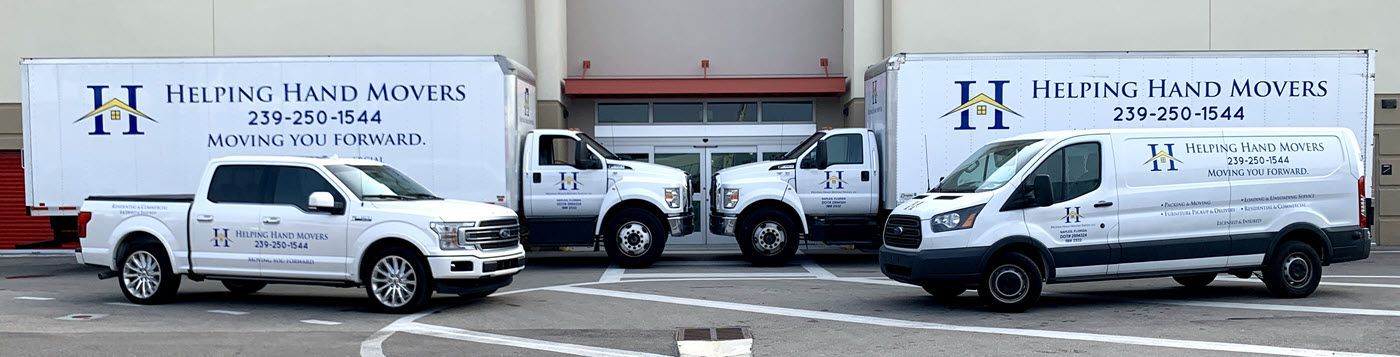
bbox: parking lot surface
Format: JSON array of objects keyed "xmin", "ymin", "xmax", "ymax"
[{"xmin": 3, "ymin": 248, "xmax": 1400, "ymax": 356}]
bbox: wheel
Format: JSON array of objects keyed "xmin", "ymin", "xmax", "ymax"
[
  {"xmin": 976, "ymin": 252, "xmax": 1042, "ymax": 313},
  {"xmin": 603, "ymin": 207, "xmax": 668, "ymax": 268},
  {"xmin": 118, "ymin": 242, "xmax": 181, "ymax": 305},
  {"xmin": 1172, "ymin": 273, "xmax": 1216, "ymax": 289},
  {"xmin": 364, "ymin": 246, "xmax": 433, "ymax": 313},
  {"xmin": 736, "ymin": 208, "xmax": 799, "ymax": 267},
  {"xmin": 458, "ymin": 288, "xmax": 499, "ymax": 300},
  {"xmin": 1262, "ymin": 240, "xmax": 1322, "ymax": 298},
  {"xmin": 221, "ymin": 280, "xmax": 267, "ymax": 295},
  {"xmin": 922, "ymin": 284, "xmax": 967, "ymax": 301}
]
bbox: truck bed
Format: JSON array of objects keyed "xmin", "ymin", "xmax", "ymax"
[{"xmin": 85, "ymin": 194, "xmax": 194, "ymax": 203}]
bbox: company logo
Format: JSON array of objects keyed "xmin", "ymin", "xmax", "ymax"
[
  {"xmin": 499, "ymin": 228, "xmax": 519, "ymax": 239},
  {"xmin": 940, "ymin": 80, "xmax": 1020, "ymax": 130},
  {"xmin": 1062, "ymin": 207, "xmax": 1082, "ymax": 224},
  {"xmin": 886, "ymin": 225, "xmax": 904, "ymax": 236},
  {"xmin": 211, "ymin": 228, "xmax": 231, "ymax": 247},
  {"xmin": 557, "ymin": 172, "xmax": 582, "ymax": 190},
  {"xmin": 823, "ymin": 171, "xmax": 847, "ymax": 189},
  {"xmin": 1144, "ymin": 143, "xmax": 1182, "ymax": 172},
  {"xmin": 74, "ymin": 85, "xmax": 156, "ymax": 135}
]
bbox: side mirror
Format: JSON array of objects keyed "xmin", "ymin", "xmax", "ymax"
[
  {"xmin": 308, "ymin": 191, "xmax": 342, "ymax": 214},
  {"xmin": 800, "ymin": 151, "xmax": 818, "ymax": 169},
  {"xmin": 1032, "ymin": 174, "xmax": 1055, "ymax": 207}
]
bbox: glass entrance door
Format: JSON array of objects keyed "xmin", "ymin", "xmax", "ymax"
[{"xmin": 648, "ymin": 146, "xmax": 760, "ymax": 245}]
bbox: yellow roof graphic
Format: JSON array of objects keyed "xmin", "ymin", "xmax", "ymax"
[
  {"xmin": 1144, "ymin": 151, "xmax": 1184, "ymax": 165},
  {"xmin": 940, "ymin": 93, "xmax": 1021, "ymax": 118},
  {"xmin": 74, "ymin": 99, "xmax": 156, "ymax": 123}
]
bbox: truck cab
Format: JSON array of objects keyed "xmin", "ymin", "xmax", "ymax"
[
  {"xmin": 711, "ymin": 128, "xmax": 880, "ymax": 265},
  {"xmin": 520, "ymin": 129, "xmax": 693, "ymax": 267}
]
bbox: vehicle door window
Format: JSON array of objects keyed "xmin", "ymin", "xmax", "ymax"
[
  {"xmin": 1025, "ymin": 142, "xmax": 1101, "ymax": 203},
  {"xmin": 539, "ymin": 135, "xmax": 578, "ymax": 167},
  {"xmin": 207, "ymin": 165, "xmax": 271, "ymax": 204},
  {"xmin": 270, "ymin": 166, "xmax": 342, "ymax": 211},
  {"xmin": 821, "ymin": 134, "xmax": 864, "ymax": 165}
]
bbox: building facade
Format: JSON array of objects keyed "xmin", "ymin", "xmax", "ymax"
[{"xmin": 3, "ymin": 0, "xmax": 1400, "ymax": 247}]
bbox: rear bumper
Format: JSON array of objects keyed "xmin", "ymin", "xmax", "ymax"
[
  {"xmin": 879, "ymin": 246, "xmax": 985, "ymax": 287},
  {"xmin": 1325, "ymin": 227, "xmax": 1371, "ymax": 264},
  {"xmin": 668, "ymin": 212, "xmax": 695, "ymax": 236}
]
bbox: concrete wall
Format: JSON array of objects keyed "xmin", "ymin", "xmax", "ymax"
[{"xmin": 566, "ymin": 0, "xmax": 843, "ymax": 78}]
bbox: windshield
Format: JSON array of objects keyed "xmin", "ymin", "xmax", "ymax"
[
  {"xmin": 578, "ymin": 133, "xmax": 622, "ymax": 160},
  {"xmin": 328, "ymin": 165, "xmax": 441, "ymax": 201},
  {"xmin": 934, "ymin": 140, "xmax": 1046, "ymax": 193},
  {"xmin": 781, "ymin": 132, "xmax": 825, "ymax": 160}
]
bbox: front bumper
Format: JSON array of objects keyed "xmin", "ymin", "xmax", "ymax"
[
  {"xmin": 426, "ymin": 250, "xmax": 526, "ymax": 280},
  {"xmin": 668, "ymin": 211, "xmax": 696, "ymax": 236},
  {"xmin": 710, "ymin": 212, "xmax": 737, "ymax": 236},
  {"xmin": 879, "ymin": 246, "xmax": 985, "ymax": 287}
]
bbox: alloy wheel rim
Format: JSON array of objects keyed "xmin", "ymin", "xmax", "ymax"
[
  {"xmin": 617, "ymin": 221, "xmax": 652, "ymax": 257},
  {"xmin": 122, "ymin": 251, "xmax": 161, "ymax": 299},
  {"xmin": 990, "ymin": 264, "xmax": 1028, "ymax": 303},
  {"xmin": 753, "ymin": 221, "xmax": 786, "ymax": 255},
  {"xmin": 1284, "ymin": 253, "xmax": 1312, "ymax": 288},
  {"xmin": 371, "ymin": 256, "xmax": 418, "ymax": 308}
]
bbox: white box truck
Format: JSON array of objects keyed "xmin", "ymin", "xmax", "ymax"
[
  {"xmin": 22, "ymin": 56, "xmax": 691, "ymax": 267},
  {"xmin": 711, "ymin": 50, "xmax": 1375, "ymax": 265}
]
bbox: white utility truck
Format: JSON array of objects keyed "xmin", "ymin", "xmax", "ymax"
[
  {"xmin": 21, "ymin": 56, "xmax": 691, "ymax": 268},
  {"xmin": 78, "ymin": 156, "xmax": 524, "ymax": 313},
  {"xmin": 711, "ymin": 50, "xmax": 1374, "ymax": 265},
  {"xmin": 881, "ymin": 128, "xmax": 1372, "ymax": 312}
]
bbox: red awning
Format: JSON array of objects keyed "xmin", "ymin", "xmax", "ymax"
[{"xmin": 564, "ymin": 77, "xmax": 846, "ymax": 97}]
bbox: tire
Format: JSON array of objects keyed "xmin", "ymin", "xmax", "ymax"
[
  {"xmin": 118, "ymin": 242, "xmax": 181, "ymax": 305},
  {"xmin": 221, "ymin": 280, "xmax": 268, "ymax": 295},
  {"xmin": 603, "ymin": 207, "xmax": 668, "ymax": 268},
  {"xmin": 976, "ymin": 252, "xmax": 1042, "ymax": 313},
  {"xmin": 736, "ymin": 208, "xmax": 799, "ymax": 267},
  {"xmin": 458, "ymin": 288, "xmax": 499, "ymax": 300},
  {"xmin": 364, "ymin": 246, "xmax": 433, "ymax": 313},
  {"xmin": 1262, "ymin": 240, "xmax": 1322, "ymax": 298},
  {"xmin": 922, "ymin": 284, "xmax": 967, "ymax": 301},
  {"xmin": 1172, "ymin": 273, "xmax": 1216, "ymax": 289}
]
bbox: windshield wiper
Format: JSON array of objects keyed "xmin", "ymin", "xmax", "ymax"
[
  {"xmin": 361, "ymin": 194, "xmax": 407, "ymax": 200},
  {"xmin": 403, "ymin": 193, "xmax": 444, "ymax": 200}
]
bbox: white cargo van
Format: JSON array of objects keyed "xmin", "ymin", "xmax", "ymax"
[
  {"xmin": 880, "ymin": 128, "xmax": 1373, "ymax": 312},
  {"xmin": 21, "ymin": 56, "xmax": 691, "ymax": 267},
  {"xmin": 710, "ymin": 51, "xmax": 1374, "ymax": 266}
]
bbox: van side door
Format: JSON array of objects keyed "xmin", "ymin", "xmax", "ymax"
[
  {"xmin": 524, "ymin": 134, "xmax": 608, "ymax": 230},
  {"xmin": 1114, "ymin": 131, "xmax": 1231, "ymax": 273},
  {"xmin": 257, "ymin": 165, "xmax": 350, "ymax": 280},
  {"xmin": 1016, "ymin": 135, "xmax": 1119, "ymax": 279},
  {"xmin": 795, "ymin": 132, "xmax": 877, "ymax": 216},
  {"xmin": 190, "ymin": 164, "xmax": 270, "ymax": 277}
]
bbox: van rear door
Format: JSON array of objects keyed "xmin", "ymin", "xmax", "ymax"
[{"xmin": 1018, "ymin": 134, "xmax": 1119, "ymax": 279}]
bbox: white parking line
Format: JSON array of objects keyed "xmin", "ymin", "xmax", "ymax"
[
  {"xmin": 548, "ymin": 286, "xmax": 1388, "ymax": 357},
  {"xmin": 104, "ymin": 302, "xmax": 143, "ymax": 307},
  {"xmin": 1326, "ymin": 275, "xmax": 1400, "ymax": 279},
  {"xmin": 395, "ymin": 321, "xmax": 667, "ymax": 357},
  {"xmin": 620, "ymin": 272, "xmax": 815, "ymax": 279},
  {"xmin": 301, "ymin": 319, "xmax": 343, "ymax": 326},
  {"xmin": 1218, "ymin": 277, "xmax": 1400, "ymax": 289},
  {"xmin": 14, "ymin": 296, "xmax": 54, "ymax": 301},
  {"xmin": 800, "ymin": 259, "xmax": 836, "ymax": 279},
  {"xmin": 598, "ymin": 264, "xmax": 624, "ymax": 283},
  {"xmin": 652, "ymin": 260, "xmax": 749, "ymax": 267},
  {"xmin": 207, "ymin": 309, "xmax": 249, "ymax": 316}
]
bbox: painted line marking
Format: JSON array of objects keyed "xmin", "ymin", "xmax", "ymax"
[
  {"xmin": 361, "ymin": 311, "xmax": 431, "ymax": 357},
  {"xmin": 14, "ymin": 296, "xmax": 54, "ymax": 301},
  {"xmin": 301, "ymin": 319, "xmax": 343, "ymax": 326},
  {"xmin": 207, "ymin": 309, "xmax": 249, "ymax": 316},
  {"xmin": 1325, "ymin": 275, "xmax": 1400, "ymax": 279},
  {"xmin": 800, "ymin": 259, "xmax": 837, "ymax": 279},
  {"xmin": 652, "ymin": 260, "xmax": 750, "ymax": 267},
  {"xmin": 598, "ymin": 264, "xmax": 624, "ymax": 283},
  {"xmin": 396, "ymin": 321, "xmax": 667, "ymax": 357},
  {"xmin": 105, "ymin": 302, "xmax": 143, "ymax": 307},
  {"xmin": 1371, "ymin": 251, "xmax": 1400, "ymax": 254},
  {"xmin": 620, "ymin": 272, "xmax": 815, "ymax": 279},
  {"xmin": 548, "ymin": 286, "xmax": 1388, "ymax": 357},
  {"xmin": 1219, "ymin": 277, "xmax": 1400, "ymax": 289}
]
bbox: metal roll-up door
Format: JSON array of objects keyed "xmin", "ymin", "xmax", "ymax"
[{"xmin": 0, "ymin": 151, "xmax": 58, "ymax": 249}]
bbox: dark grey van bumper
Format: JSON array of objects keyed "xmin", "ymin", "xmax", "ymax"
[
  {"xmin": 1326, "ymin": 227, "xmax": 1371, "ymax": 264},
  {"xmin": 879, "ymin": 246, "xmax": 984, "ymax": 286}
]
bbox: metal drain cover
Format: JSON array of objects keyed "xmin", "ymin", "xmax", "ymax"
[
  {"xmin": 676, "ymin": 327, "xmax": 753, "ymax": 357},
  {"xmin": 55, "ymin": 313, "xmax": 107, "ymax": 321}
]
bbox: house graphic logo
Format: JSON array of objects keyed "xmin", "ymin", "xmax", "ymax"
[
  {"xmin": 940, "ymin": 80, "xmax": 1020, "ymax": 130},
  {"xmin": 823, "ymin": 171, "xmax": 847, "ymax": 190},
  {"xmin": 1062, "ymin": 207, "xmax": 1082, "ymax": 224},
  {"xmin": 1144, "ymin": 143, "xmax": 1182, "ymax": 172},
  {"xmin": 74, "ymin": 85, "xmax": 156, "ymax": 135},
  {"xmin": 557, "ymin": 172, "xmax": 581, "ymax": 190},
  {"xmin": 211, "ymin": 228, "xmax": 231, "ymax": 247}
]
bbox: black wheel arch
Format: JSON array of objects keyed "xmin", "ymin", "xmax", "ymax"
[
  {"xmin": 1266, "ymin": 223, "xmax": 1331, "ymax": 265},
  {"xmin": 979, "ymin": 236, "xmax": 1056, "ymax": 281}
]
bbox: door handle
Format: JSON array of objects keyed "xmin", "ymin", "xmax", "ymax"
[
  {"xmin": 861, "ymin": 171, "xmax": 870, "ymax": 182},
  {"xmin": 532, "ymin": 172, "xmax": 541, "ymax": 183},
  {"xmin": 263, "ymin": 217, "xmax": 281, "ymax": 224},
  {"xmin": 1093, "ymin": 201, "xmax": 1114, "ymax": 208},
  {"xmin": 195, "ymin": 214, "xmax": 214, "ymax": 222}
]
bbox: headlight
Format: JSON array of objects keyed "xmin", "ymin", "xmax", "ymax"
[
  {"xmin": 723, "ymin": 188, "xmax": 740, "ymax": 209},
  {"xmin": 930, "ymin": 205, "xmax": 984, "ymax": 233},
  {"xmin": 430, "ymin": 221, "xmax": 476, "ymax": 250},
  {"xmin": 664, "ymin": 187, "xmax": 682, "ymax": 208}
]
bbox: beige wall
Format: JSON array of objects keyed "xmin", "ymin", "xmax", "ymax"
[{"xmin": 567, "ymin": 0, "xmax": 842, "ymax": 78}]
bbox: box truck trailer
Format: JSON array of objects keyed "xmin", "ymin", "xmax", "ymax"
[
  {"xmin": 711, "ymin": 50, "xmax": 1375, "ymax": 265},
  {"xmin": 21, "ymin": 56, "xmax": 692, "ymax": 267}
]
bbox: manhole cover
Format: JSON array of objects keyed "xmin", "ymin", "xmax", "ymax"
[
  {"xmin": 676, "ymin": 327, "xmax": 752, "ymax": 357},
  {"xmin": 55, "ymin": 313, "xmax": 107, "ymax": 321}
]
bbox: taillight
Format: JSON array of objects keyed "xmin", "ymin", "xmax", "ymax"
[
  {"xmin": 77, "ymin": 211, "xmax": 92, "ymax": 238},
  {"xmin": 1358, "ymin": 176, "xmax": 1368, "ymax": 228}
]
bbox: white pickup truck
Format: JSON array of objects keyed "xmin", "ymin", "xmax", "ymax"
[{"xmin": 76, "ymin": 156, "xmax": 525, "ymax": 313}]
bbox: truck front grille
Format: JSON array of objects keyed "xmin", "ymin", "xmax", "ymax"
[
  {"xmin": 459, "ymin": 220, "xmax": 522, "ymax": 250},
  {"xmin": 883, "ymin": 215, "xmax": 923, "ymax": 249}
]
